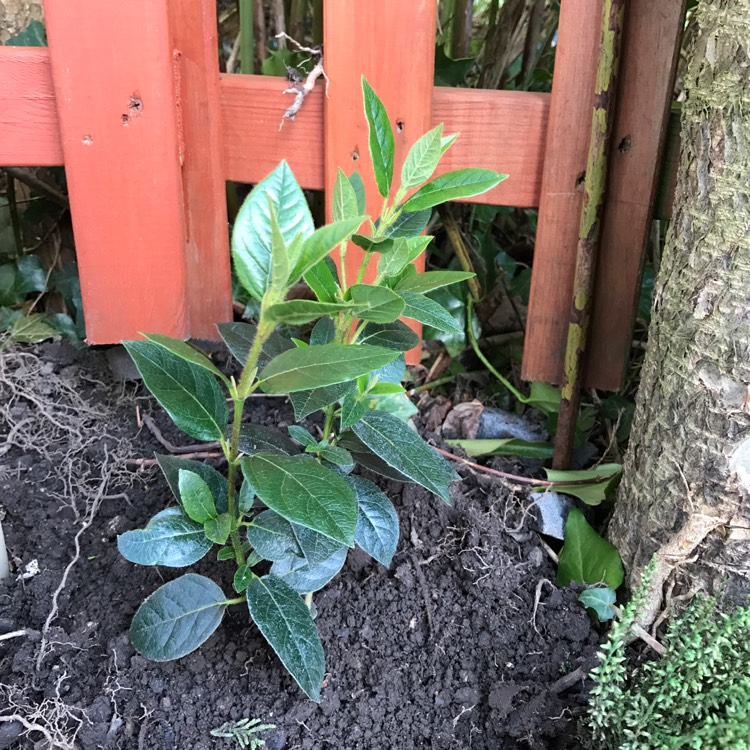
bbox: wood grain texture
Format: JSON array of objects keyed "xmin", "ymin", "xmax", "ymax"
[
  {"xmin": 169, "ymin": 0, "xmax": 233, "ymax": 340},
  {"xmin": 522, "ymin": 0, "xmax": 602, "ymax": 386},
  {"xmin": 0, "ymin": 47, "xmax": 63, "ymax": 165},
  {"xmin": 323, "ymin": 0, "xmax": 437, "ymax": 364},
  {"xmin": 44, "ymin": 0, "xmax": 189, "ymax": 344}
]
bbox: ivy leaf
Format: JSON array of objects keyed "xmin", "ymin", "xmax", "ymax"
[
  {"xmin": 143, "ymin": 334, "xmax": 227, "ymax": 383},
  {"xmin": 247, "ymin": 509, "xmax": 302, "ymax": 561},
  {"xmin": 349, "ymin": 284, "xmax": 405, "ymax": 323},
  {"xmin": 361, "ymin": 77, "xmax": 395, "ymax": 198},
  {"xmin": 401, "ymin": 169, "xmax": 508, "ymax": 212},
  {"xmin": 204, "ymin": 513, "xmax": 232, "ymax": 545},
  {"xmin": 258, "ymin": 343, "xmax": 399, "ymax": 393},
  {"xmin": 242, "ymin": 453, "xmax": 358, "ymax": 545},
  {"xmin": 288, "ymin": 381, "xmax": 355, "ymax": 421},
  {"xmin": 231, "ymin": 161, "xmax": 313, "ymax": 301},
  {"xmin": 359, "ymin": 321, "xmax": 420, "ymax": 352},
  {"xmin": 130, "ymin": 574, "xmax": 226, "ymax": 661},
  {"xmin": 123, "ymin": 340, "xmax": 227, "ymax": 442},
  {"xmin": 557, "ymin": 509, "xmax": 624, "ymax": 590},
  {"xmin": 246, "ymin": 575, "xmax": 325, "ymax": 701},
  {"xmin": 332, "ymin": 168, "xmax": 359, "ymax": 222},
  {"xmin": 398, "ymin": 291, "xmax": 463, "ymax": 334},
  {"xmin": 395, "ymin": 270, "xmax": 475, "ymax": 295},
  {"xmin": 271, "ymin": 547, "xmax": 347, "ymax": 593},
  {"xmin": 579, "ymin": 586, "xmax": 617, "ymax": 622},
  {"xmin": 347, "ymin": 476, "xmax": 399, "ymax": 566},
  {"xmin": 238, "ymin": 424, "xmax": 299, "ymax": 456},
  {"xmin": 156, "ymin": 455, "xmax": 229, "ymax": 514},
  {"xmin": 118, "ymin": 512, "xmax": 212, "ymax": 567},
  {"xmin": 178, "ymin": 469, "xmax": 217, "ymax": 524},
  {"xmin": 541, "ymin": 464, "xmax": 622, "ymax": 506},
  {"xmin": 401, "ymin": 124, "xmax": 444, "ymax": 188},
  {"xmin": 352, "ymin": 412, "xmax": 459, "ymax": 502},
  {"xmin": 216, "ymin": 322, "xmax": 294, "ymax": 368}
]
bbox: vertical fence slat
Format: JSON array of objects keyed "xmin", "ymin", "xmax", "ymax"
[
  {"xmin": 44, "ymin": 0, "xmax": 188, "ymax": 343},
  {"xmin": 169, "ymin": 0, "xmax": 233, "ymax": 340},
  {"xmin": 323, "ymin": 0, "xmax": 436, "ymax": 363},
  {"xmin": 522, "ymin": 0, "xmax": 602, "ymax": 386},
  {"xmin": 586, "ymin": 0, "xmax": 685, "ymax": 389}
]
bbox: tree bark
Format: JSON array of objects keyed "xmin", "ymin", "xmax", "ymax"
[{"xmin": 609, "ymin": 0, "xmax": 750, "ymax": 616}]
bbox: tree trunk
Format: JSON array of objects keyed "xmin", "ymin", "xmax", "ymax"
[{"xmin": 609, "ymin": 0, "xmax": 750, "ymax": 617}]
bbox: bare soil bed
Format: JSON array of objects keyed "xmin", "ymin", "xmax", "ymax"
[{"xmin": 0, "ymin": 341, "xmax": 598, "ymax": 749}]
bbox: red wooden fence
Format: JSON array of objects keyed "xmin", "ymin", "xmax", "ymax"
[{"xmin": 0, "ymin": 0, "xmax": 684, "ymax": 390}]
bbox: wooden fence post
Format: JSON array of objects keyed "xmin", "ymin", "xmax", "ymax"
[{"xmin": 43, "ymin": 0, "xmax": 189, "ymax": 343}]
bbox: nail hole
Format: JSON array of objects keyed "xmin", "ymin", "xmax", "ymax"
[
  {"xmin": 351, "ymin": 146, "xmax": 360, "ymax": 161},
  {"xmin": 575, "ymin": 171, "xmax": 586, "ymax": 191},
  {"xmin": 122, "ymin": 114, "xmax": 129, "ymax": 126},
  {"xmin": 396, "ymin": 120, "xmax": 404, "ymax": 133},
  {"xmin": 82, "ymin": 134, "xmax": 93, "ymax": 145},
  {"xmin": 129, "ymin": 95, "xmax": 143, "ymax": 114},
  {"xmin": 618, "ymin": 135, "xmax": 632, "ymax": 153}
]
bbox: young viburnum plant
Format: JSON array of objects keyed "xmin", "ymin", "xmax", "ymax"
[{"xmin": 118, "ymin": 77, "xmax": 507, "ymax": 701}]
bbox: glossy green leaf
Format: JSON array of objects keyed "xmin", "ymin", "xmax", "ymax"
[
  {"xmin": 337, "ymin": 432, "xmax": 411, "ymax": 482},
  {"xmin": 258, "ymin": 343, "xmax": 399, "ymax": 393},
  {"xmin": 304, "ymin": 258, "xmax": 340, "ymax": 303},
  {"xmin": 6, "ymin": 19, "xmax": 47, "ymax": 46},
  {"xmin": 359, "ymin": 321, "xmax": 420, "ymax": 352},
  {"xmin": 557, "ymin": 509, "xmax": 624, "ymax": 590},
  {"xmin": 398, "ymin": 291, "xmax": 462, "ymax": 333},
  {"xmin": 395, "ymin": 270, "xmax": 475, "ymax": 295},
  {"xmin": 216, "ymin": 322, "xmax": 294, "ymax": 368},
  {"xmin": 178, "ymin": 469, "xmax": 217, "ymax": 524},
  {"xmin": 579, "ymin": 586, "xmax": 617, "ymax": 622},
  {"xmin": 347, "ymin": 476, "xmax": 399, "ymax": 566},
  {"xmin": 526, "ymin": 381, "xmax": 561, "ymax": 414},
  {"xmin": 143, "ymin": 334, "xmax": 227, "ymax": 383},
  {"xmin": 372, "ymin": 353, "xmax": 406, "ymax": 384},
  {"xmin": 440, "ymin": 133, "xmax": 459, "ymax": 156},
  {"xmin": 446, "ymin": 438, "xmax": 554, "ymax": 459},
  {"xmin": 204, "ymin": 513, "xmax": 232, "ymax": 545},
  {"xmin": 266, "ymin": 299, "xmax": 360, "ymax": 325},
  {"xmin": 401, "ymin": 169, "xmax": 508, "ymax": 212},
  {"xmin": 156, "ymin": 455, "xmax": 229, "ymax": 514},
  {"xmin": 368, "ymin": 382, "xmax": 404, "ymax": 395},
  {"xmin": 118, "ymin": 512, "xmax": 212, "ymax": 567},
  {"xmin": 383, "ymin": 210, "xmax": 432, "ymax": 239},
  {"xmin": 288, "ymin": 381, "xmax": 355, "ymax": 421},
  {"xmin": 351, "ymin": 235, "xmax": 395, "ymax": 253},
  {"xmin": 268, "ymin": 199, "xmax": 289, "ymax": 293},
  {"xmin": 378, "ymin": 237, "xmax": 432, "ymax": 280},
  {"xmin": 15, "ymin": 255, "xmax": 46, "ymax": 293},
  {"xmin": 247, "ymin": 509, "xmax": 302, "ymax": 561},
  {"xmin": 216, "ymin": 546, "xmax": 235, "ymax": 561},
  {"xmin": 238, "ymin": 424, "xmax": 299, "ymax": 456},
  {"xmin": 123, "ymin": 340, "xmax": 227, "ymax": 442},
  {"xmin": 353, "ymin": 412, "xmax": 459, "ymax": 502},
  {"xmin": 238, "ymin": 478, "xmax": 256, "ymax": 514},
  {"xmin": 349, "ymin": 171, "xmax": 366, "ymax": 214},
  {"xmin": 146, "ymin": 507, "xmax": 185, "ymax": 527},
  {"xmin": 309, "ymin": 316, "xmax": 336, "ymax": 345},
  {"xmin": 242, "ymin": 453, "xmax": 357, "ymax": 545},
  {"xmin": 361, "ymin": 77, "xmax": 394, "ymax": 198},
  {"xmin": 541, "ymin": 464, "xmax": 622, "ymax": 506},
  {"xmin": 370, "ymin": 391, "xmax": 418, "ymax": 422},
  {"xmin": 246, "ymin": 575, "xmax": 324, "ymax": 701},
  {"xmin": 349, "ymin": 284, "xmax": 404, "ymax": 323},
  {"xmin": 332, "ymin": 168, "xmax": 359, "ymax": 222},
  {"xmin": 233, "ymin": 563, "xmax": 255, "ymax": 593},
  {"xmin": 231, "ymin": 161, "xmax": 313, "ymax": 300},
  {"xmin": 271, "ymin": 547, "xmax": 347, "ymax": 593},
  {"xmin": 130, "ymin": 574, "xmax": 226, "ymax": 661},
  {"xmin": 401, "ymin": 124, "xmax": 443, "ymax": 188},
  {"xmin": 292, "ymin": 525, "xmax": 344, "ymax": 565},
  {"xmin": 289, "ymin": 217, "xmax": 365, "ymax": 284},
  {"xmin": 340, "ymin": 392, "xmax": 367, "ymax": 430},
  {"xmin": 319, "ymin": 445, "xmax": 353, "ymax": 469}
]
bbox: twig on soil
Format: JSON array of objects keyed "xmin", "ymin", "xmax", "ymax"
[
  {"xmin": 530, "ymin": 578, "xmax": 554, "ymax": 633},
  {"xmin": 141, "ymin": 411, "xmax": 222, "ymax": 455},
  {"xmin": 126, "ymin": 450, "xmax": 224, "ymax": 469},
  {"xmin": 276, "ymin": 33, "xmax": 328, "ymax": 129},
  {"xmin": 0, "ymin": 629, "xmax": 28, "ymax": 642}
]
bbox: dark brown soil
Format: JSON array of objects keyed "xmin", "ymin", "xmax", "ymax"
[{"xmin": 0, "ymin": 341, "xmax": 598, "ymax": 749}]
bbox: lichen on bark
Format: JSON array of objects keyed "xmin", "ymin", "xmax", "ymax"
[{"xmin": 609, "ymin": 0, "xmax": 750, "ymax": 609}]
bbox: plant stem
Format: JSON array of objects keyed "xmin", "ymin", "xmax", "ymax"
[
  {"xmin": 355, "ymin": 251, "xmax": 373, "ymax": 285},
  {"xmin": 304, "ymin": 592, "xmax": 313, "ymax": 609},
  {"xmin": 239, "ymin": 0, "xmax": 255, "ymax": 74},
  {"xmin": 338, "ymin": 240, "xmax": 348, "ymax": 291},
  {"xmin": 409, "ymin": 374, "xmax": 457, "ymax": 394}
]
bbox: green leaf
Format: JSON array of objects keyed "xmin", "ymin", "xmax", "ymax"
[
  {"xmin": 238, "ymin": 424, "xmax": 299, "ymax": 456},
  {"xmin": 233, "ymin": 562, "xmax": 254, "ymax": 593},
  {"xmin": 204, "ymin": 513, "xmax": 232, "ymax": 545},
  {"xmin": 123, "ymin": 340, "xmax": 228, "ymax": 442},
  {"xmin": 4, "ymin": 313, "xmax": 57, "ymax": 343},
  {"xmin": 292, "ymin": 525, "xmax": 345, "ymax": 565},
  {"xmin": 332, "ymin": 168, "xmax": 359, "ymax": 222},
  {"xmin": 557, "ymin": 509, "xmax": 624, "ymax": 590},
  {"xmin": 541, "ymin": 464, "xmax": 622, "ymax": 506},
  {"xmin": 351, "ymin": 234, "xmax": 395, "ymax": 253},
  {"xmin": 217, "ymin": 546, "xmax": 235, "ymax": 561},
  {"xmin": 266, "ymin": 299, "xmax": 360, "ymax": 325},
  {"xmin": 15, "ymin": 255, "xmax": 46, "ymax": 293},
  {"xmin": 143, "ymin": 334, "xmax": 227, "ymax": 383},
  {"xmin": 288, "ymin": 381, "xmax": 355, "ymax": 421},
  {"xmin": 118, "ymin": 512, "xmax": 212, "ymax": 567},
  {"xmin": 178, "ymin": 469, "xmax": 217, "ymax": 523},
  {"xmin": 349, "ymin": 171, "xmax": 366, "ymax": 214},
  {"xmin": 238, "ymin": 478, "xmax": 256, "ymax": 514},
  {"xmin": 398, "ymin": 291, "xmax": 463, "ymax": 333},
  {"xmin": 304, "ymin": 258, "xmax": 340, "ymax": 303},
  {"xmin": 378, "ymin": 237, "xmax": 433, "ymax": 280},
  {"xmin": 267, "ymin": 199, "xmax": 289, "ymax": 293},
  {"xmin": 337, "ymin": 432, "xmax": 411, "ymax": 482},
  {"xmin": 340, "ymin": 392, "xmax": 367, "ymax": 430},
  {"xmin": 247, "ymin": 510, "xmax": 302, "ymax": 561},
  {"xmin": 242, "ymin": 454, "xmax": 358, "ymax": 545},
  {"xmin": 319, "ymin": 445, "xmax": 353, "ymax": 469},
  {"xmin": 361, "ymin": 77, "xmax": 395, "ymax": 198},
  {"xmin": 370, "ymin": 391, "xmax": 418, "ymax": 422},
  {"xmin": 401, "ymin": 124, "xmax": 444, "ymax": 188},
  {"xmin": 526, "ymin": 381, "xmax": 561, "ymax": 415},
  {"xmin": 271, "ymin": 548, "xmax": 347, "ymax": 593},
  {"xmin": 289, "ymin": 217, "xmax": 366, "ymax": 284},
  {"xmin": 156, "ymin": 455, "xmax": 229, "ymax": 514},
  {"xmin": 246, "ymin": 575, "xmax": 324, "ymax": 701},
  {"xmin": 130, "ymin": 574, "xmax": 226, "ymax": 661},
  {"xmin": 383, "ymin": 210, "xmax": 432, "ymax": 239},
  {"xmin": 310, "ymin": 316, "xmax": 336, "ymax": 345},
  {"xmin": 349, "ymin": 284, "xmax": 404, "ymax": 323},
  {"xmin": 372, "ymin": 353, "xmax": 406, "ymax": 384},
  {"xmin": 446, "ymin": 438, "xmax": 554, "ymax": 459},
  {"xmin": 232, "ymin": 161, "xmax": 313, "ymax": 301},
  {"xmin": 440, "ymin": 133, "xmax": 459, "ymax": 156},
  {"xmin": 579, "ymin": 586, "xmax": 617, "ymax": 622},
  {"xmin": 352, "ymin": 412, "xmax": 459, "ymax": 502},
  {"xmin": 368, "ymin": 382, "xmax": 405, "ymax": 395},
  {"xmin": 347, "ymin": 476, "xmax": 399, "ymax": 566},
  {"xmin": 359, "ymin": 321, "xmax": 420, "ymax": 352},
  {"xmin": 287, "ymin": 425, "xmax": 318, "ymax": 448},
  {"xmin": 216, "ymin": 322, "xmax": 294, "ymax": 368},
  {"xmin": 401, "ymin": 169, "xmax": 508, "ymax": 212},
  {"xmin": 395, "ymin": 270, "xmax": 475, "ymax": 295},
  {"xmin": 258, "ymin": 343, "xmax": 399, "ymax": 393}
]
